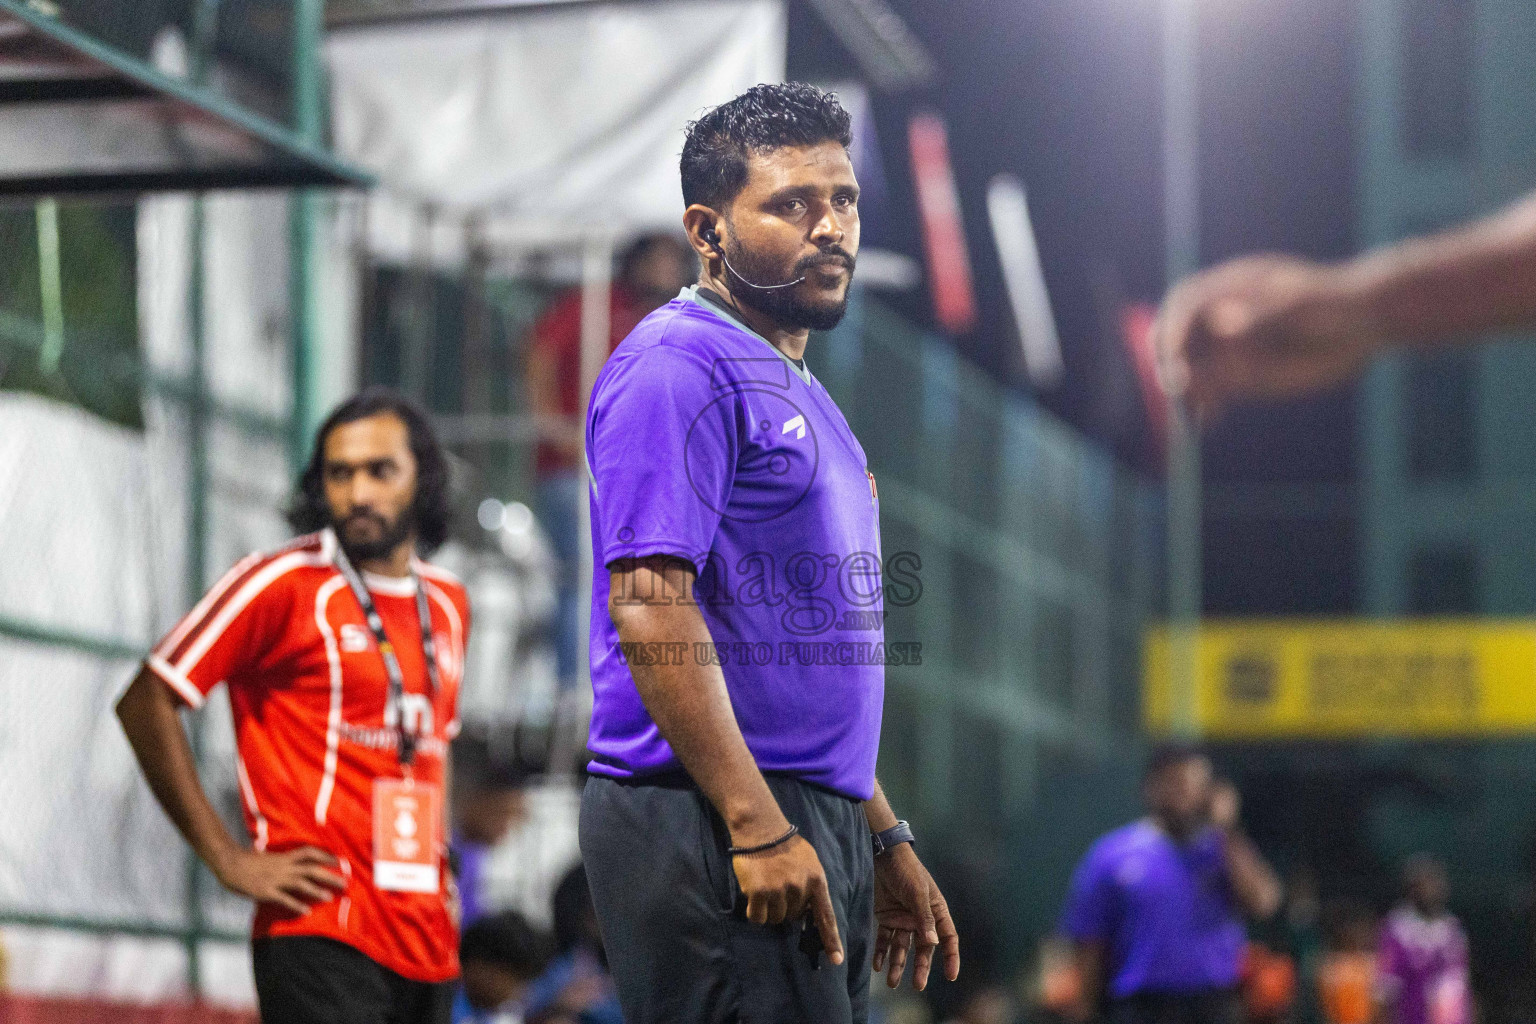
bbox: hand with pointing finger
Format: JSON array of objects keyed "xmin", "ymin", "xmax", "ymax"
[{"xmin": 731, "ymin": 833, "xmax": 846, "ymax": 967}]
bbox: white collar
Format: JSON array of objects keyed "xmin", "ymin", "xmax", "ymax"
[{"xmin": 362, "ymin": 571, "xmax": 418, "ymax": 597}]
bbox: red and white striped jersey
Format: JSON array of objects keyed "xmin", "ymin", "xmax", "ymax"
[{"xmin": 145, "ymin": 527, "xmax": 468, "ymax": 983}]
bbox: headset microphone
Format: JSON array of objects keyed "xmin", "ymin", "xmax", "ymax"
[{"xmin": 703, "ymin": 228, "xmax": 807, "ymax": 291}]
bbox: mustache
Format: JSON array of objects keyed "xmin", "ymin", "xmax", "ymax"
[
  {"xmin": 341, "ymin": 510, "xmax": 388, "ymax": 529},
  {"xmin": 795, "ymin": 248, "xmax": 856, "ymax": 274}
]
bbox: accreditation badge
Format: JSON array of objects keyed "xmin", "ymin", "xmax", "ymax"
[{"xmin": 372, "ymin": 777, "xmax": 441, "ymax": 893}]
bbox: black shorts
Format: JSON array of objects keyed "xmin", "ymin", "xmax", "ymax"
[
  {"xmin": 580, "ymin": 771, "xmax": 875, "ymax": 1024},
  {"xmin": 1108, "ymin": 989, "xmax": 1244, "ymax": 1024},
  {"xmin": 252, "ymin": 935, "xmax": 455, "ymax": 1024}
]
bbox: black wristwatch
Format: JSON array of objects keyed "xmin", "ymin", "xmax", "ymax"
[{"xmin": 871, "ymin": 820, "xmax": 916, "ymax": 857}]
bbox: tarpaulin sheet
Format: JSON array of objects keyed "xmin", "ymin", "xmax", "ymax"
[{"xmin": 328, "ymin": 0, "xmax": 785, "ymax": 257}]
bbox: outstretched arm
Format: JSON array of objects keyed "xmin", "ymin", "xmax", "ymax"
[{"xmin": 1157, "ymin": 191, "xmax": 1536, "ymax": 415}]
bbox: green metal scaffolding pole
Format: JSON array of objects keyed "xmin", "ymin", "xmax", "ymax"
[
  {"xmin": 183, "ymin": 2, "xmax": 219, "ymax": 995},
  {"xmin": 290, "ymin": 0, "xmax": 326, "ymax": 471}
]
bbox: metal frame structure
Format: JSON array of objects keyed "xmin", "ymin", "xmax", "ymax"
[{"xmin": 0, "ymin": 0, "xmax": 372, "ymax": 195}]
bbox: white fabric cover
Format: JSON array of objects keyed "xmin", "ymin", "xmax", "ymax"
[
  {"xmin": 0, "ymin": 192, "xmax": 298, "ymax": 1004},
  {"xmin": 328, "ymin": 0, "xmax": 786, "ymax": 258}
]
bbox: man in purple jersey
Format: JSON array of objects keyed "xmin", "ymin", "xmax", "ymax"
[
  {"xmin": 1060, "ymin": 745, "xmax": 1281, "ymax": 1024},
  {"xmin": 576, "ymin": 83, "xmax": 959, "ymax": 1024},
  {"xmin": 1378, "ymin": 857, "xmax": 1470, "ymax": 1024}
]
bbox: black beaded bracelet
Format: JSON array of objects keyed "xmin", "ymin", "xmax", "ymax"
[{"xmin": 728, "ymin": 823, "xmax": 799, "ymax": 856}]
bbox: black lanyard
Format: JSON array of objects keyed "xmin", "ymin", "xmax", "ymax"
[{"xmin": 332, "ymin": 543, "xmax": 441, "ymax": 767}]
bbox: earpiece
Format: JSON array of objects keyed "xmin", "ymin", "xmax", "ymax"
[{"xmin": 699, "ymin": 226, "xmax": 807, "ymax": 291}]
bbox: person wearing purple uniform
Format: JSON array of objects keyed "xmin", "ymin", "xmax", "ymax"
[
  {"xmin": 1378, "ymin": 856, "xmax": 1470, "ymax": 1024},
  {"xmin": 576, "ymin": 83, "xmax": 960, "ymax": 1024},
  {"xmin": 1060, "ymin": 745, "xmax": 1282, "ymax": 1024}
]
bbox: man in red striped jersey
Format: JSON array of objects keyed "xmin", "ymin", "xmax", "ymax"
[{"xmin": 117, "ymin": 388, "xmax": 470, "ymax": 1024}]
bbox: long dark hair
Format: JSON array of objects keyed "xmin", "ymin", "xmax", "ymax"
[{"xmin": 286, "ymin": 386, "xmax": 452, "ymax": 553}]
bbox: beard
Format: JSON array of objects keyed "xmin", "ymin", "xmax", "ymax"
[
  {"xmin": 332, "ymin": 506, "xmax": 415, "ymax": 562},
  {"xmin": 723, "ymin": 237, "xmax": 855, "ymax": 331}
]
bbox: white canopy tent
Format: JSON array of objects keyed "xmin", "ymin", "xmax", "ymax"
[
  {"xmin": 327, "ymin": 0, "xmax": 787, "ymax": 256},
  {"xmin": 325, "ymin": 0, "xmax": 788, "ymax": 411}
]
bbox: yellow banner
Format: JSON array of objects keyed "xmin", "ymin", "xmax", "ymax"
[{"xmin": 1144, "ymin": 620, "xmax": 1536, "ymax": 739}]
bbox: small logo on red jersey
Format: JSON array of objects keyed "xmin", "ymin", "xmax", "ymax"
[
  {"xmin": 340, "ymin": 623, "xmax": 370, "ymax": 653},
  {"xmin": 383, "ymin": 692, "xmax": 435, "ymax": 737}
]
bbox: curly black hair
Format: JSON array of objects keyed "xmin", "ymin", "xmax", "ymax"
[
  {"xmin": 680, "ymin": 82, "xmax": 853, "ymax": 210},
  {"xmin": 286, "ymin": 386, "xmax": 452, "ymax": 553}
]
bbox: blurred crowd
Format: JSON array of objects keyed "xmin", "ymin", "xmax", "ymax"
[
  {"xmin": 851, "ymin": 748, "xmax": 1471, "ymax": 1024},
  {"xmin": 1021, "ymin": 753, "xmax": 1471, "ymax": 1024},
  {"xmin": 1029, "ymin": 856, "xmax": 1470, "ymax": 1024}
]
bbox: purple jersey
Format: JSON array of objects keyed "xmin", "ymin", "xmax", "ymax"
[
  {"xmin": 582, "ymin": 287, "xmax": 885, "ymax": 800},
  {"xmin": 450, "ymin": 833, "xmax": 490, "ymax": 926},
  {"xmin": 1378, "ymin": 907, "xmax": 1470, "ymax": 1024},
  {"xmin": 1061, "ymin": 820, "xmax": 1246, "ymax": 998}
]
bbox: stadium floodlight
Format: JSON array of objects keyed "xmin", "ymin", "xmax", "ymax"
[{"xmin": 986, "ymin": 173, "xmax": 1064, "ymax": 389}]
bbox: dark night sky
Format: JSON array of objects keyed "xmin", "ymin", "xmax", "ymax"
[{"xmin": 791, "ymin": 0, "xmax": 1364, "ymax": 614}]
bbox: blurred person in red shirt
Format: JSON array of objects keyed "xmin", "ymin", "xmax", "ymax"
[
  {"xmin": 1317, "ymin": 904, "xmax": 1379, "ymax": 1024},
  {"xmin": 526, "ymin": 233, "xmax": 692, "ymax": 691},
  {"xmin": 1241, "ymin": 943, "xmax": 1298, "ymax": 1024},
  {"xmin": 1039, "ymin": 935, "xmax": 1086, "ymax": 1021}
]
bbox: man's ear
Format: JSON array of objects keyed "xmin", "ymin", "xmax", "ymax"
[{"xmin": 683, "ymin": 205, "xmax": 724, "ymax": 263}]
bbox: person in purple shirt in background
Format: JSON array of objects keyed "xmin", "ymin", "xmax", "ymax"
[
  {"xmin": 450, "ymin": 736, "xmax": 531, "ymax": 927},
  {"xmin": 577, "ymin": 83, "xmax": 959, "ymax": 1024},
  {"xmin": 1377, "ymin": 856, "xmax": 1470, "ymax": 1024},
  {"xmin": 1060, "ymin": 744, "xmax": 1283, "ymax": 1024}
]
